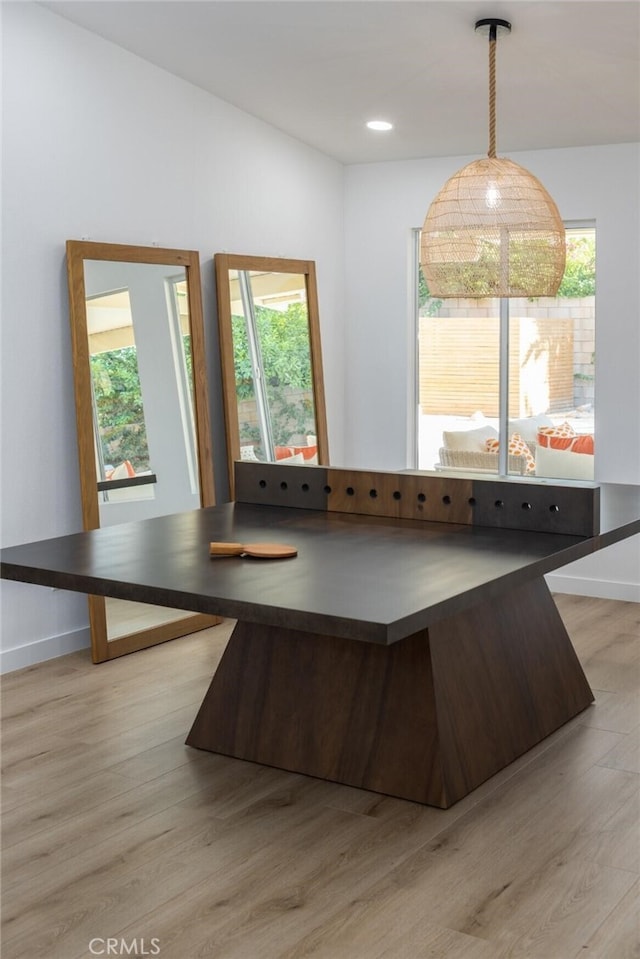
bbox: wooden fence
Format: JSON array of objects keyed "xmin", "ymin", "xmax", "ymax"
[{"xmin": 419, "ymin": 298, "xmax": 594, "ymax": 418}]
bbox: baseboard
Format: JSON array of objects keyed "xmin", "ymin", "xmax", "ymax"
[
  {"xmin": 545, "ymin": 573, "xmax": 640, "ymax": 603},
  {"xmin": 0, "ymin": 626, "xmax": 91, "ymax": 674}
]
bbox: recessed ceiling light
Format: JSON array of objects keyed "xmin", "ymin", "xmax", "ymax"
[{"xmin": 366, "ymin": 120, "xmax": 393, "ymax": 132}]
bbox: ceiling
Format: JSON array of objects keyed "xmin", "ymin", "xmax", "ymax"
[{"xmin": 41, "ymin": 1, "xmax": 640, "ymax": 164}]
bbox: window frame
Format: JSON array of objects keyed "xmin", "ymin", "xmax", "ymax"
[{"xmin": 412, "ymin": 221, "xmax": 596, "ymax": 477}]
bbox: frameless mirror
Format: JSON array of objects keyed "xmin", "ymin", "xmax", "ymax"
[
  {"xmin": 66, "ymin": 241, "xmax": 220, "ymax": 662},
  {"xmin": 215, "ymin": 254, "xmax": 329, "ymax": 496}
]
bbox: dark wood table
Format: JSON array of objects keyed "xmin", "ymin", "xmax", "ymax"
[{"xmin": 2, "ymin": 464, "xmax": 638, "ymax": 807}]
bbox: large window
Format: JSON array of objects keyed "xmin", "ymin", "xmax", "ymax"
[{"xmin": 415, "ymin": 225, "xmax": 595, "ymax": 482}]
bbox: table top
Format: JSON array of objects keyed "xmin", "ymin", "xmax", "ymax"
[{"xmin": 3, "ymin": 500, "xmax": 638, "ymax": 644}]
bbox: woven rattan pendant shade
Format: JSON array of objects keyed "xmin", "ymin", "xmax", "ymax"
[{"xmin": 421, "ymin": 20, "xmax": 566, "ymax": 298}]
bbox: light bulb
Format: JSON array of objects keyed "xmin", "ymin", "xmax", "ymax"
[{"xmin": 485, "ymin": 181, "xmax": 501, "ymax": 209}]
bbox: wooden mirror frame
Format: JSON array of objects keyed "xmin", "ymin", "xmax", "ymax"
[
  {"xmin": 215, "ymin": 253, "xmax": 329, "ymax": 497},
  {"xmin": 66, "ymin": 240, "xmax": 220, "ymax": 662}
]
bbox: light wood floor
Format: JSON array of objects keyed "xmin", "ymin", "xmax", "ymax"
[{"xmin": 2, "ymin": 595, "xmax": 638, "ymax": 959}]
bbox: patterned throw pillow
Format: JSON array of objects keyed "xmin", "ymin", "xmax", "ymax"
[
  {"xmin": 538, "ymin": 424, "xmax": 594, "ymax": 456},
  {"xmin": 292, "ymin": 445, "xmax": 318, "ymax": 461},
  {"xmin": 275, "ymin": 446, "xmax": 296, "ymax": 460},
  {"xmin": 570, "ymin": 434, "xmax": 595, "ymax": 455},
  {"xmin": 486, "ymin": 433, "xmax": 536, "ymax": 473},
  {"xmin": 537, "ymin": 422, "xmax": 576, "ymax": 450}
]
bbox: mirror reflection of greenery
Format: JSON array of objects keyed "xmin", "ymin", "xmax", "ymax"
[
  {"xmin": 90, "ymin": 335, "xmax": 193, "ymax": 473},
  {"xmin": 232, "ymin": 303, "xmax": 316, "ymax": 448},
  {"xmin": 90, "ymin": 347, "xmax": 150, "ymax": 472}
]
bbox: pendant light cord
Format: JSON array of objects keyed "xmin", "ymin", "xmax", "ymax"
[{"xmin": 488, "ymin": 33, "xmax": 497, "ymax": 158}]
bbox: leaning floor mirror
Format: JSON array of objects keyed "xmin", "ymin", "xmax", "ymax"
[
  {"xmin": 66, "ymin": 240, "xmax": 220, "ymax": 662},
  {"xmin": 215, "ymin": 254, "xmax": 329, "ymax": 497}
]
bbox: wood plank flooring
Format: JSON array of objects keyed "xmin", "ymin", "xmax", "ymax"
[{"xmin": 2, "ymin": 595, "xmax": 638, "ymax": 959}]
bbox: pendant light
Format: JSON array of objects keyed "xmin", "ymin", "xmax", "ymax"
[{"xmin": 420, "ymin": 18, "xmax": 566, "ymax": 298}]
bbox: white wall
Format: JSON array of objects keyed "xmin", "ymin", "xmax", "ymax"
[
  {"xmin": 0, "ymin": 3, "xmax": 345, "ymax": 670},
  {"xmin": 344, "ymin": 144, "xmax": 640, "ymax": 598}
]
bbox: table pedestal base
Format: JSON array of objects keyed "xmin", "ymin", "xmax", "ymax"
[{"xmin": 186, "ymin": 578, "xmax": 594, "ymax": 807}]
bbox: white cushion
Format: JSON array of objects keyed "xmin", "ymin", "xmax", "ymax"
[
  {"xmin": 276, "ymin": 452, "xmax": 305, "ymax": 465},
  {"xmin": 535, "ymin": 444, "xmax": 594, "ymax": 481},
  {"xmin": 442, "ymin": 425, "xmax": 498, "ymax": 451},
  {"xmin": 508, "ymin": 414, "xmax": 554, "ymax": 444}
]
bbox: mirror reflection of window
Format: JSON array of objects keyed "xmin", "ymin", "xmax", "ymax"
[
  {"xmin": 167, "ymin": 277, "xmax": 198, "ymax": 494},
  {"xmin": 87, "ymin": 288, "xmax": 155, "ymax": 504},
  {"xmin": 216, "ymin": 252, "xmax": 328, "ymax": 496},
  {"xmin": 230, "ymin": 270, "xmax": 318, "ymax": 464},
  {"xmin": 83, "ymin": 260, "xmax": 204, "ymax": 521}
]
